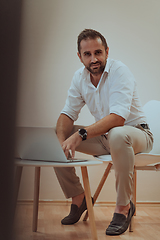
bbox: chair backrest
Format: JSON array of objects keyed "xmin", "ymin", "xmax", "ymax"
[{"xmin": 143, "ymin": 100, "xmax": 160, "ymax": 154}]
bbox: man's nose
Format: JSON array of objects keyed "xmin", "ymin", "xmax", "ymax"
[{"xmin": 91, "ymin": 54, "xmax": 98, "ymax": 63}]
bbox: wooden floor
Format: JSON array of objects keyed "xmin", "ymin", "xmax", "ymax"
[{"xmin": 14, "ymin": 202, "xmax": 160, "ymax": 240}]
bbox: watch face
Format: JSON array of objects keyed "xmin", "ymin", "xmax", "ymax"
[
  {"xmin": 79, "ymin": 128, "xmax": 86, "ymax": 135},
  {"xmin": 79, "ymin": 128, "xmax": 87, "ymax": 141}
]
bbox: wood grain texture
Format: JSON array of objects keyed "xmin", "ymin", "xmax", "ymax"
[{"xmin": 14, "ymin": 203, "xmax": 160, "ymax": 240}]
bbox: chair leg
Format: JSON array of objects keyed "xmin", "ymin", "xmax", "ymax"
[
  {"xmin": 129, "ymin": 168, "xmax": 137, "ymax": 232},
  {"xmin": 83, "ymin": 162, "xmax": 113, "ymax": 221},
  {"xmin": 133, "ymin": 169, "xmax": 137, "ymax": 216},
  {"xmin": 81, "ymin": 166, "xmax": 98, "ymax": 240},
  {"xmin": 32, "ymin": 167, "xmax": 41, "ymax": 232},
  {"xmin": 129, "ymin": 214, "xmax": 134, "ymax": 232}
]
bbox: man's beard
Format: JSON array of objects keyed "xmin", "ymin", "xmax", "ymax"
[{"xmin": 86, "ymin": 61, "xmax": 106, "ymax": 75}]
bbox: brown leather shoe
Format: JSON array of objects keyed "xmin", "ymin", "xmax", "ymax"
[
  {"xmin": 106, "ymin": 201, "xmax": 135, "ymax": 235},
  {"xmin": 61, "ymin": 197, "xmax": 93, "ymax": 225}
]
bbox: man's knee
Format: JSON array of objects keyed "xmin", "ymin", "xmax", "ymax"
[
  {"xmin": 108, "ymin": 127, "xmax": 134, "ymax": 173},
  {"xmin": 108, "ymin": 126, "xmax": 132, "ymax": 152}
]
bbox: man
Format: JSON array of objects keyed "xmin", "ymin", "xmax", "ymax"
[{"xmin": 54, "ymin": 29, "xmax": 153, "ymax": 236}]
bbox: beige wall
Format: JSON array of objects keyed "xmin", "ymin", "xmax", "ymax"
[{"xmin": 17, "ymin": 0, "xmax": 160, "ymax": 202}]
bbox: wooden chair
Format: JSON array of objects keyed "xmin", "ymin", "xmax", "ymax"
[
  {"xmin": 14, "ymin": 159, "xmax": 102, "ymax": 240},
  {"xmin": 83, "ymin": 100, "xmax": 160, "ymax": 231}
]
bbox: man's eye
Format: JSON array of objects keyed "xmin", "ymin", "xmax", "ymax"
[
  {"xmin": 84, "ymin": 52, "xmax": 91, "ymax": 56},
  {"xmin": 95, "ymin": 51, "xmax": 102, "ymax": 55}
]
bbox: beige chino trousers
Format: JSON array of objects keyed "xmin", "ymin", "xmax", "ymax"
[{"xmin": 54, "ymin": 125, "xmax": 153, "ymax": 206}]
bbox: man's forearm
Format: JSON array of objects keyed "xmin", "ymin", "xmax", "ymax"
[
  {"xmin": 58, "ymin": 113, "xmax": 125, "ymax": 159},
  {"xmin": 56, "ymin": 114, "xmax": 74, "ymax": 144},
  {"xmin": 85, "ymin": 113, "xmax": 125, "ymax": 139}
]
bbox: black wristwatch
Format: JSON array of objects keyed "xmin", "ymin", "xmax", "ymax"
[{"xmin": 78, "ymin": 128, "xmax": 87, "ymax": 141}]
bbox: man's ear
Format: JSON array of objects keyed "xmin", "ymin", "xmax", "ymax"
[
  {"xmin": 106, "ymin": 47, "xmax": 109, "ymax": 58},
  {"xmin": 77, "ymin": 52, "xmax": 83, "ymax": 63}
]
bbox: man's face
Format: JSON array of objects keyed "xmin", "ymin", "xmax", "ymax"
[{"xmin": 77, "ymin": 37, "xmax": 109, "ymax": 76}]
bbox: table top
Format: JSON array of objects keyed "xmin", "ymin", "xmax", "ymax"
[{"xmin": 15, "ymin": 159, "xmax": 103, "ymax": 167}]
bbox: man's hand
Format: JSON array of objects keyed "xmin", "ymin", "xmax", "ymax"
[
  {"xmin": 56, "ymin": 112, "xmax": 125, "ymax": 159},
  {"xmin": 61, "ymin": 132, "xmax": 82, "ymax": 159}
]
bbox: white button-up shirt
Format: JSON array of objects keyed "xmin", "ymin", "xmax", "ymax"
[{"xmin": 61, "ymin": 58, "xmax": 146, "ymax": 126}]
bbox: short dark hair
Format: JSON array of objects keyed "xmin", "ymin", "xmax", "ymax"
[{"xmin": 77, "ymin": 29, "xmax": 108, "ymax": 54}]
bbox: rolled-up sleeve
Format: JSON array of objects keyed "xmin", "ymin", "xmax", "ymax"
[
  {"xmin": 109, "ymin": 65, "xmax": 135, "ymax": 120},
  {"xmin": 61, "ymin": 73, "xmax": 85, "ymax": 121}
]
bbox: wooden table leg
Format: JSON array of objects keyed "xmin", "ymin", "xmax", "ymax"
[
  {"xmin": 81, "ymin": 166, "xmax": 98, "ymax": 240},
  {"xmin": 32, "ymin": 167, "xmax": 41, "ymax": 232},
  {"xmin": 14, "ymin": 166, "xmax": 23, "ymax": 215},
  {"xmin": 83, "ymin": 162, "xmax": 113, "ymax": 221}
]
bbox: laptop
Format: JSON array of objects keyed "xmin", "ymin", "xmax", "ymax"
[{"xmin": 15, "ymin": 127, "xmax": 88, "ymax": 163}]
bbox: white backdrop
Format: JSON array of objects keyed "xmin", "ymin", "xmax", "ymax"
[{"xmin": 17, "ymin": 0, "xmax": 160, "ymax": 202}]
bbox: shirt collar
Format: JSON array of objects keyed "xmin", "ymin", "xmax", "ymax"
[{"xmin": 104, "ymin": 58, "xmax": 110, "ymax": 73}]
